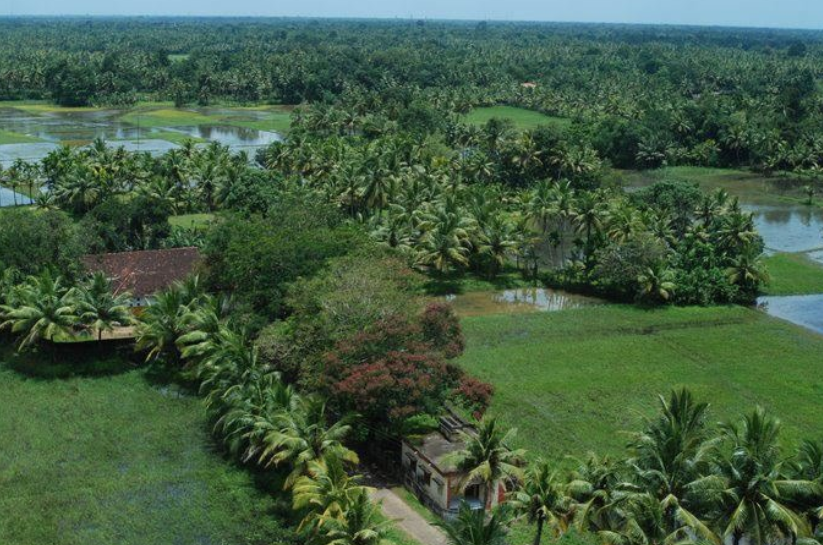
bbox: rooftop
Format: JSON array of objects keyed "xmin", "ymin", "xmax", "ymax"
[
  {"xmin": 81, "ymin": 247, "xmax": 201, "ymax": 298},
  {"xmin": 408, "ymin": 432, "xmax": 466, "ymax": 474}
]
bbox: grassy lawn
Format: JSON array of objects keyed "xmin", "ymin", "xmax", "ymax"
[
  {"xmin": 464, "ymin": 106, "xmax": 571, "ymax": 131},
  {"xmin": 0, "ymin": 129, "xmax": 43, "ymax": 145},
  {"xmin": 219, "ymin": 106, "xmax": 293, "ymax": 134},
  {"xmin": 169, "ymin": 212, "xmax": 216, "ymax": 230},
  {"xmin": 457, "ymin": 305, "xmax": 823, "ymax": 461},
  {"xmin": 763, "ymin": 252, "xmax": 823, "ymax": 295},
  {"xmin": 0, "ymin": 349, "xmax": 295, "ymax": 545}
]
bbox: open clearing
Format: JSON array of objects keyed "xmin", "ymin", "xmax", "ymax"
[
  {"xmin": 763, "ymin": 252, "xmax": 823, "ymax": 295},
  {"xmin": 464, "ymin": 106, "xmax": 571, "ymax": 131},
  {"xmin": 0, "ymin": 354, "xmax": 293, "ymax": 545},
  {"xmin": 457, "ymin": 305, "xmax": 823, "ymax": 460}
]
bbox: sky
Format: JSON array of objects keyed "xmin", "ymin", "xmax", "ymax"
[{"xmin": 1, "ymin": 0, "xmax": 823, "ymax": 30}]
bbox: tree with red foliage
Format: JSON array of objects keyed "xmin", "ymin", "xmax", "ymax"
[
  {"xmin": 319, "ymin": 314, "xmax": 451, "ymax": 428},
  {"xmin": 420, "ymin": 302, "xmax": 465, "ymax": 359}
]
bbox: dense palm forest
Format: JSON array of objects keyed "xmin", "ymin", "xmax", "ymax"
[
  {"xmin": 1, "ymin": 17, "xmax": 823, "ymax": 545},
  {"xmin": 2, "ymin": 18, "xmax": 823, "ymax": 173}
]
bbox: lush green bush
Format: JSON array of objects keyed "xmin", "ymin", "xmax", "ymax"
[
  {"xmin": 203, "ymin": 201, "xmax": 365, "ymax": 320},
  {"xmin": 0, "ymin": 209, "xmax": 86, "ymax": 276}
]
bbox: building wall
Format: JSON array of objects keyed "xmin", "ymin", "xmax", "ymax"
[
  {"xmin": 401, "ymin": 442, "xmax": 450, "ymax": 512},
  {"xmin": 401, "ymin": 442, "xmax": 505, "ymax": 516}
]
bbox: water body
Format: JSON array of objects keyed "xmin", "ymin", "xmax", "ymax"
[
  {"xmin": 445, "ymin": 288, "xmax": 603, "ymax": 317},
  {"xmin": 0, "ymin": 186, "xmax": 33, "ymax": 207},
  {"xmin": 757, "ymin": 295, "xmax": 823, "ymax": 336},
  {"xmin": 743, "ymin": 204, "xmax": 823, "ymax": 256},
  {"xmin": 0, "ymin": 107, "xmax": 282, "ymax": 166}
]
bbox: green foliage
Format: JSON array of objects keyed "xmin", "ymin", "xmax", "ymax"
[
  {"xmin": 203, "ymin": 202, "xmax": 365, "ymax": 320},
  {"xmin": 0, "ymin": 209, "xmax": 86, "ymax": 276}
]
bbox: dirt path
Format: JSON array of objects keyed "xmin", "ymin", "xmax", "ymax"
[{"xmin": 372, "ymin": 488, "xmax": 449, "ymax": 545}]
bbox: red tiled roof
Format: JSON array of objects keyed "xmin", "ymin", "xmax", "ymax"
[{"xmin": 80, "ymin": 247, "xmax": 201, "ymax": 298}]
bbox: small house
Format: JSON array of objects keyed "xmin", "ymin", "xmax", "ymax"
[
  {"xmin": 401, "ymin": 414, "xmax": 505, "ymax": 519},
  {"xmin": 81, "ymin": 247, "xmax": 201, "ymax": 308}
]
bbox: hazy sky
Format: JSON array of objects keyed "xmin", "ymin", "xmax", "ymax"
[{"xmin": 2, "ymin": 0, "xmax": 823, "ymax": 30}]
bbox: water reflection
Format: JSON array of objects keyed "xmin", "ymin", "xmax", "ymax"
[
  {"xmin": 0, "ymin": 107, "xmax": 283, "ymax": 165},
  {"xmin": 742, "ymin": 204, "xmax": 823, "ymax": 254},
  {"xmin": 757, "ymin": 295, "xmax": 823, "ymax": 335},
  {"xmin": 445, "ymin": 288, "xmax": 603, "ymax": 317}
]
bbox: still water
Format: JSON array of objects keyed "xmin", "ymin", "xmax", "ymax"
[
  {"xmin": 757, "ymin": 295, "xmax": 823, "ymax": 336},
  {"xmin": 0, "ymin": 107, "xmax": 283, "ymax": 167},
  {"xmin": 445, "ymin": 288, "xmax": 603, "ymax": 317}
]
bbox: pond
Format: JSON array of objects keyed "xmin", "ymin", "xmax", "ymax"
[
  {"xmin": 0, "ymin": 106, "xmax": 283, "ymax": 166},
  {"xmin": 444, "ymin": 288, "xmax": 603, "ymax": 317},
  {"xmin": 743, "ymin": 204, "xmax": 823, "ymax": 257},
  {"xmin": 757, "ymin": 294, "xmax": 823, "ymax": 336}
]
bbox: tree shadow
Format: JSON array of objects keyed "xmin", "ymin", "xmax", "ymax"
[{"xmin": 1, "ymin": 339, "xmax": 139, "ymax": 380}]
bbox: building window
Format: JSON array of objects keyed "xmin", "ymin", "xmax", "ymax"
[
  {"xmin": 422, "ymin": 471, "xmax": 432, "ymax": 486},
  {"xmin": 465, "ymin": 484, "xmax": 481, "ymax": 499}
]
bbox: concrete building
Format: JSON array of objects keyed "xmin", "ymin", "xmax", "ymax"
[{"xmin": 401, "ymin": 414, "xmax": 505, "ymax": 519}]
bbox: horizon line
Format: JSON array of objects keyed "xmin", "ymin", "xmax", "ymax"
[{"xmin": 0, "ymin": 14, "xmax": 822, "ymax": 33}]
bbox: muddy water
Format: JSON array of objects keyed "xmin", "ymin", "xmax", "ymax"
[{"xmin": 445, "ymin": 288, "xmax": 603, "ymax": 317}]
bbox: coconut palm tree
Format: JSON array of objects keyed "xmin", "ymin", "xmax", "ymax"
[
  {"xmin": 292, "ymin": 456, "xmax": 371, "ymax": 533},
  {"xmin": 446, "ymin": 417, "xmax": 526, "ymax": 510},
  {"xmin": 624, "ymin": 389, "xmax": 720, "ymax": 543},
  {"xmin": 75, "ymin": 272, "xmax": 134, "ymax": 341},
  {"xmin": 636, "ymin": 266, "xmax": 676, "ymax": 304},
  {"xmin": 789, "ymin": 439, "xmax": 823, "ymax": 536},
  {"xmin": 316, "ymin": 490, "xmax": 394, "ymax": 545},
  {"xmin": 510, "ymin": 460, "xmax": 573, "ymax": 545},
  {"xmin": 707, "ymin": 407, "xmax": 817, "ymax": 545},
  {"xmin": 725, "ymin": 244, "xmax": 768, "ymax": 298},
  {"xmin": 437, "ymin": 503, "xmax": 511, "ymax": 545},
  {"xmin": 135, "ymin": 285, "xmax": 189, "ymax": 365},
  {"xmin": 0, "ymin": 271, "xmax": 80, "ymax": 351},
  {"xmin": 255, "ymin": 396, "xmax": 359, "ymax": 489},
  {"xmin": 568, "ymin": 454, "xmax": 623, "ymax": 533}
]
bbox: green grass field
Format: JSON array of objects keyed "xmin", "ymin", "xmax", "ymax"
[
  {"xmin": 0, "ymin": 129, "xmax": 43, "ymax": 145},
  {"xmin": 169, "ymin": 213, "xmax": 216, "ymax": 230},
  {"xmin": 763, "ymin": 252, "xmax": 823, "ymax": 295},
  {"xmin": 120, "ymin": 108, "xmax": 216, "ymax": 127},
  {"xmin": 464, "ymin": 106, "xmax": 571, "ymax": 131},
  {"xmin": 121, "ymin": 105, "xmax": 292, "ymax": 133},
  {"xmin": 457, "ymin": 305, "xmax": 823, "ymax": 461},
  {"xmin": 0, "ymin": 351, "xmax": 294, "ymax": 545}
]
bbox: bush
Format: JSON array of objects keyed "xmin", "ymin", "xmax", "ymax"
[
  {"xmin": 0, "ymin": 209, "xmax": 86, "ymax": 276},
  {"xmin": 420, "ymin": 302, "xmax": 465, "ymax": 359},
  {"xmin": 203, "ymin": 202, "xmax": 365, "ymax": 319},
  {"xmin": 593, "ymin": 233, "xmax": 669, "ymax": 302}
]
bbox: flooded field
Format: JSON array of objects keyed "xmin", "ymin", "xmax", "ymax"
[
  {"xmin": 0, "ymin": 104, "xmax": 285, "ymax": 167},
  {"xmin": 743, "ymin": 204, "xmax": 823, "ymax": 257},
  {"xmin": 445, "ymin": 288, "xmax": 603, "ymax": 317},
  {"xmin": 757, "ymin": 294, "xmax": 823, "ymax": 336}
]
